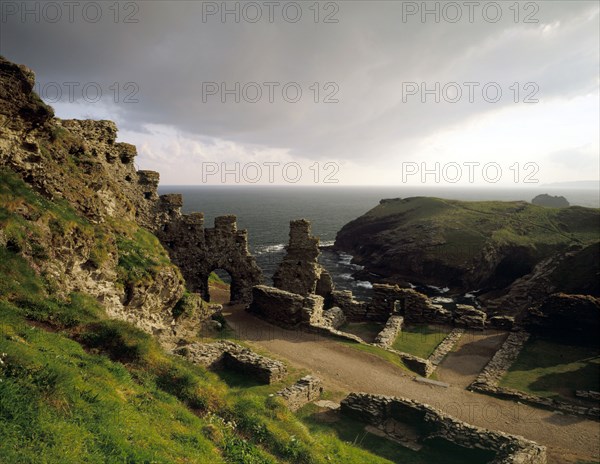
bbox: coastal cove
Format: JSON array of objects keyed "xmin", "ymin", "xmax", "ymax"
[{"xmin": 159, "ymin": 185, "xmax": 600, "ymax": 299}]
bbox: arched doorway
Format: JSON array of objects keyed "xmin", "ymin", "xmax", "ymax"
[{"xmin": 207, "ymin": 269, "xmax": 233, "ymax": 305}]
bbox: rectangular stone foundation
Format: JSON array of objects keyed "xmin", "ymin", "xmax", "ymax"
[{"xmin": 340, "ymin": 393, "xmax": 547, "ymax": 464}]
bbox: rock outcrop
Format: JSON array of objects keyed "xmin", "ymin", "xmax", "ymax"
[
  {"xmin": 525, "ymin": 293, "xmax": 600, "ymax": 345},
  {"xmin": 334, "ymin": 197, "xmax": 599, "ymax": 312},
  {"xmin": 531, "ymin": 194, "xmax": 569, "ymax": 208},
  {"xmin": 0, "ymin": 56, "xmax": 190, "ymax": 340}
]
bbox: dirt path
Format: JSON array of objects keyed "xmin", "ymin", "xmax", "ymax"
[
  {"xmin": 221, "ymin": 304, "xmax": 600, "ymax": 464},
  {"xmin": 436, "ymin": 330, "xmax": 508, "ymax": 388}
]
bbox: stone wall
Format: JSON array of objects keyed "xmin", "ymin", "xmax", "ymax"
[
  {"xmin": 248, "ymin": 285, "xmax": 327, "ymax": 327},
  {"xmin": 455, "ymin": 304, "xmax": 487, "ymax": 330},
  {"xmin": 155, "ymin": 197, "xmax": 262, "ymax": 304},
  {"xmin": 470, "ymin": 332, "xmax": 600, "ymax": 419},
  {"xmin": 174, "ymin": 340, "xmax": 287, "ymax": 384},
  {"xmin": 370, "ymin": 285, "xmax": 454, "ymax": 325},
  {"xmin": 331, "ymin": 290, "xmax": 367, "ymax": 321},
  {"xmin": 373, "ymin": 315, "xmax": 404, "ymax": 349},
  {"xmin": 272, "ymin": 219, "xmax": 333, "ymax": 298},
  {"xmin": 427, "ymin": 328, "xmax": 464, "ymax": 366},
  {"xmin": 340, "ymin": 393, "xmax": 547, "ymax": 464},
  {"xmin": 276, "ymin": 375, "xmax": 323, "ymax": 411},
  {"xmin": 322, "ymin": 306, "xmax": 346, "ymax": 329}
]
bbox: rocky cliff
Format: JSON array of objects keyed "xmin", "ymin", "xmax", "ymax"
[
  {"xmin": 0, "ymin": 55, "xmax": 208, "ymax": 343},
  {"xmin": 334, "ymin": 197, "xmax": 600, "ymax": 313}
]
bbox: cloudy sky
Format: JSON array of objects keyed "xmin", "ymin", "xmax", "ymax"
[{"xmin": 1, "ymin": 1, "xmax": 599, "ymax": 186}]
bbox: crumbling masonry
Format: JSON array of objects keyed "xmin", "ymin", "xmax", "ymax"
[{"xmin": 149, "ymin": 191, "xmax": 263, "ymax": 304}]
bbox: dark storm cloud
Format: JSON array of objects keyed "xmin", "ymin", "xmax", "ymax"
[{"xmin": 1, "ymin": 1, "xmax": 598, "ymax": 165}]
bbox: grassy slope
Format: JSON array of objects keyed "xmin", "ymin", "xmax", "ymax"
[
  {"xmin": 392, "ymin": 325, "xmax": 452, "ymax": 359},
  {"xmin": 1, "ymin": 171, "xmax": 451, "ymax": 463},
  {"xmin": 499, "ymin": 336, "xmax": 600, "ymax": 402},
  {"xmin": 360, "ymin": 197, "xmax": 599, "ymax": 264}
]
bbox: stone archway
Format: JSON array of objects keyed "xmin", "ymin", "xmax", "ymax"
[
  {"xmin": 154, "ymin": 197, "xmax": 263, "ymax": 306},
  {"xmin": 206, "ymin": 269, "xmax": 233, "ymax": 304},
  {"xmin": 202, "ymin": 265, "xmax": 252, "ymax": 305}
]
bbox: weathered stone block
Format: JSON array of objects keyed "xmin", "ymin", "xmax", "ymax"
[{"xmin": 276, "ymin": 375, "xmax": 323, "ymax": 411}]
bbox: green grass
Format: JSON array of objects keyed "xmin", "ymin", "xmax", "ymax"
[
  {"xmin": 116, "ymin": 226, "xmax": 174, "ymax": 286},
  {"xmin": 209, "ymin": 272, "xmax": 227, "ymax": 284},
  {"xmin": 296, "ymin": 403, "xmax": 495, "ymax": 464},
  {"xmin": 0, "ymin": 301, "xmax": 226, "ymax": 464},
  {"xmin": 336, "ymin": 340, "xmax": 411, "ymax": 372},
  {"xmin": 340, "ymin": 322, "xmax": 384, "ymax": 343},
  {"xmin": 499, "ymin": 336, "xmax": 600, "ymax": 402},
  {"xmin": 1, "ymin": 242, "xmax": 452, "ymax": 464},
  {"xmin": 357, "ymin": 197, "xmax": 600, "ymax": 269},
  {"xmin": 392, "ymin": 325, "xmax": 452, "ymax": 359}
]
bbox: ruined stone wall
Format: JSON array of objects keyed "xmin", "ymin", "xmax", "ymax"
[
  {"xmin": 331, "ymin": 290, "xmax": 367, "ymax": 321},
  {"xmin": 273, "ymin": 219, "xmax": 333, "ymax": 298},
  {"xmin": 154, "ymin": 197, "xmax": 262, "ymax": 304},
  {"xmin": 174, "ymin": 340, "xmax": 287, "ymax": 384},
  {"xmin": 373, "ymin": 315, "xmax": 404, "ymax": 349},
  {"xmin": 369, "ymin": 285, "xmax": 489, "ymax": 329},
  {"xmin": 340, "ymin": 393, "xmax": 547, "ymax": 464},
  {"xmin": 248, "ymin": 285, "xmax": 325, "ymax": 327},
  {"xmin": 276, "ymin": 376, "xmax": 323, "ymax": 411},
  {"xmin": 427, "ymin": 328, "xmax": 464, "ymax": 367}
]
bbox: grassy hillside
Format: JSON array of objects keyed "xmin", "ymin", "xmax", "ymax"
[
  {"xmin": 0, "ymin": 169, "xmax": 426, "ymax": 464},
  {"xmin": 335, "ymin": 197, "xmax": 600, "ymax": 291}
]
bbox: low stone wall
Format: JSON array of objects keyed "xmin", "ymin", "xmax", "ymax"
[
  {"xmin": 455, "ymin": 304, "xmax": 486, "ymax": 330},
  {"xmin": 470, "ymin": 332, "xmax": 600, "ymax": 420},
  {"xmin": 385, "ymin": 348, "xmax": 434, "ymax": 377},
  {"xmin": 174, "ymin": 341, "xmax": 287, "ymax": 384},
  {"xmin": 331, "ymin": 290, "xmax": 367, "ymax": 321},
  {"xmin": 340, "ymin": 393, "xmax": 547, "ymax": 464},
  {"xmin": 276, "ymin": 375, "xmax": 323, "ymax": 411},
  {"xmin": 576, "ymin": 390, "xmax": 600, "ymax": 401},
  {"xmin": 372, "ymin": 316, "xmax": 463, "ymax": 377},
  {"xmin": 373, "ymin": 315, "xmax": 404, "ymax": 349},
  {"xmin": 471, "ymin": 332, "xmax": 529, "ymax": 387},
  {"xmin": 248, "ymin": 285, "xmax": 325, "ymax": 328},
  {"xmin": 427, "ymin": 328, "xmax": 464, "ymax": 366}
]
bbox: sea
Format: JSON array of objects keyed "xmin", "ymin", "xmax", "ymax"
[{"xmin": 158, "ymin": 185, "xmax": 600, "ymax": 301}]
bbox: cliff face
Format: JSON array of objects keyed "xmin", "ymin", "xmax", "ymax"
[
  {"xmin": 0, "ymin": 55, "xmax": 197, "ymax": 341},
  {"xmin": 334, "ymin": 197, "xmax": 600, "ymax": 308}
]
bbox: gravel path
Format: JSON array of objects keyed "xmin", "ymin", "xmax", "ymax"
[{"xmin": 222, "ymin": 304, "xmax": 600, "ymax": 464}]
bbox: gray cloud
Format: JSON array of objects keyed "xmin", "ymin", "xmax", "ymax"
[{"xmin": 1, "ymin": 0, "xmax": 598, "ymax": 168}]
